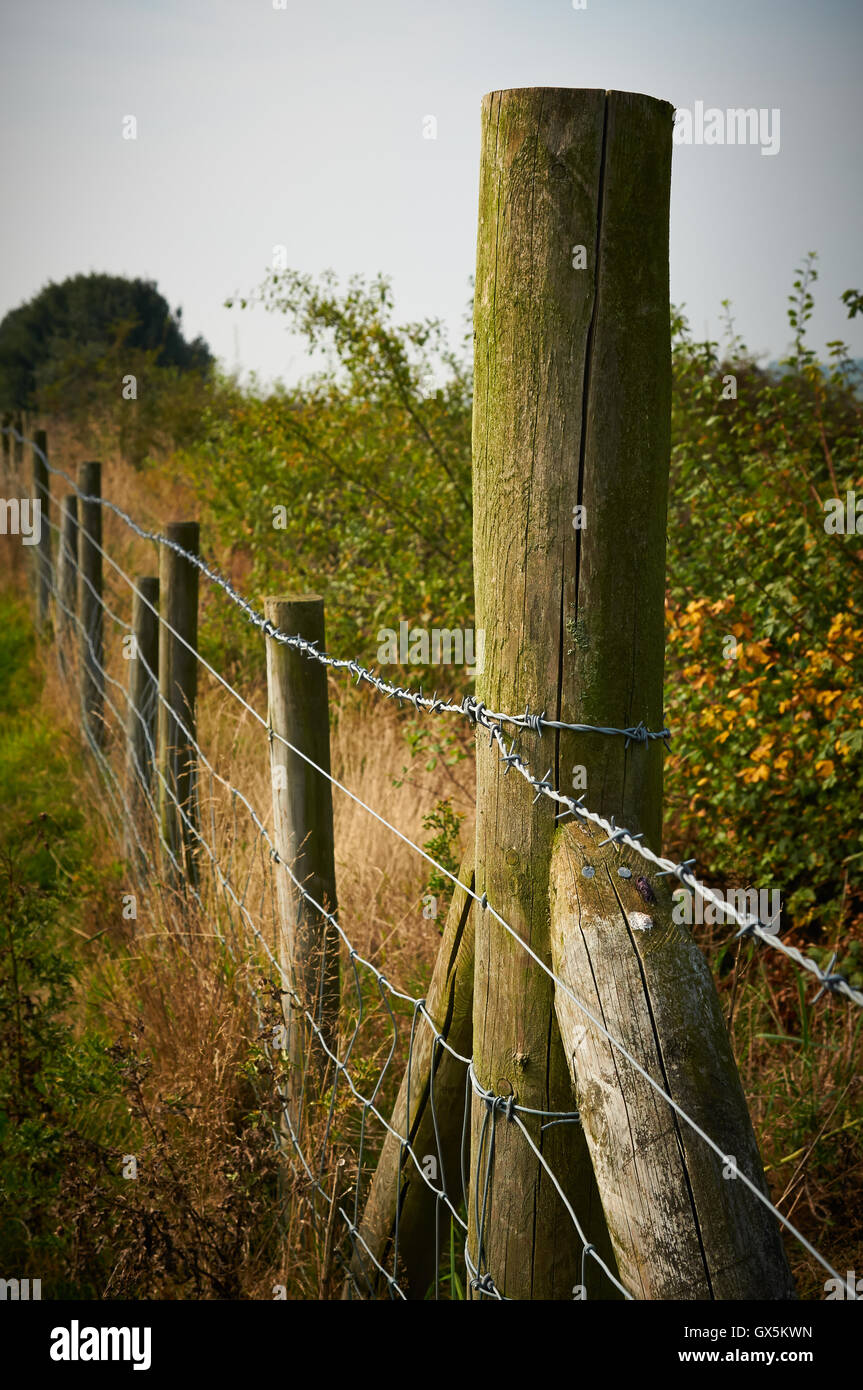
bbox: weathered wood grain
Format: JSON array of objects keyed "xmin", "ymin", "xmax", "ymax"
[
  {"xmin": 57, "ymin": 493, "xmax": 78, "ymax": 666},
  {"xmin": 550, "ymin": 822, "xmax": 796, "ymax": 1299},
  {"xmin": 32, "ymin": 430, "xmax": 51, "ymax": 631},
  {"xmin": 470, "ymin": 85, "xmax": 677, "ymax": 1300},
  {"xmin": 264, "ymin": 595, "xmax": 340, "ymax": 1116}
]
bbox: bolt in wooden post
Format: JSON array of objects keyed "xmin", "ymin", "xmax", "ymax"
[
  {"xmin": 158, "ymin": 523, "xmax": 200, "ymax": 888},
  {"xmin": 78, "ymin": 462, "xmax": 104, "ymax": 748},
  {"xmin": 264, "ymin": 595, "xmax": 340, "ymax": 1124},
  {"xmin": 57, "ymin": 495, "xmax": 78, "ymax": 667},
  {"xmin": 127, "ymin": 577, "xmax": 160, "ymax": 861},
  {"xmin": 32, "ymin": 430, "xmax": 52, "ymax": 630}
]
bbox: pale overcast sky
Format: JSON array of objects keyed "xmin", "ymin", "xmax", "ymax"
[{"xmin": 1, "ymin": 0, "xmax": 861, "ymax": 386}]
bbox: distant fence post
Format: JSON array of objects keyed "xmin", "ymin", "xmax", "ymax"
[
  {"xmin": 1, "ymin": 414, "xmax": 10, "ymax": 488},
  {"xmin": 77, "ymin": 461, "xmax": 104, "ymax": 748},
  {"xmin": 57, "ymin": 495, "xmax": 79, "ymax": 666},
  {"xmin": 32, "ymin": 429, "xmax": 52, "ymax": 630},
  {"xmin": 127, "ymin": 576, "xmax": 160, "ymax": 864},
  {"xmin": 157, "ymin": 523, "xmax": 200, "ymax": 888},
  {"xmin": 264, "ymin": 595, "xmax": 340, "ymax": 1125}
]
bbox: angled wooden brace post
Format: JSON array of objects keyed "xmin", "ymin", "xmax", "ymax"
[{"xmin": 349, "ymin": 849, "xmax": 476, "ymax": 1299}]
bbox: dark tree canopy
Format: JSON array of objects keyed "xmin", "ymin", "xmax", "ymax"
[{"xmin": 0, "ymin": 273, "xmax": 213, "ymax": 410}]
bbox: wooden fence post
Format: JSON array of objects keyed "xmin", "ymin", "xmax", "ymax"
[
  {"xmin": 32, "ymin": 429, "xmax": 52, "ymax": 631},
  {"xmin": 158, "ymin": 523, "xmax": 200, "ymax": 887},
  {"xmin": 127, "ymin": 577, "xmax": 160, "ymax": 861},
  {"xmin": 12, "ymin": 416, "xmax": 23, "ymax": 479},
  {"xmin": 469, "ymin": 85, "xmax": 665, "ymax": 1301},
  {"xmin": 264, "ymin": 595, "xmax": 340, "ymax": 1125},
  {"xmin": 77, "ymin": 461, "xmax": 104, "ymax": 747},
  {"xmin": 540, "ymin": 86, "xmax": 795, "ymax": 1299},
  {"xmin": 57, "ymin": 495, "xmax": 78, "ymax": 666},
  {"xmin": 469, "ymin": 86, "xmax": 794, "ymax": 1301}
]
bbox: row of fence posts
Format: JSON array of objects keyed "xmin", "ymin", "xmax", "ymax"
[
  {"xmin": 1, "ymin": 85, "xmax": 798, "ymax": 1300},
  {"xmin": 2, "ymin": 417, "xmax": 340, "ymax": 1148}
]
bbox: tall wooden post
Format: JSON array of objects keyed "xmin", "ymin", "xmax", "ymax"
[
  {"xmin": 32, "ymin": 430, "xmax": 52, "ymax": 630},
  {"xmin": 538, "ymin": 95, "xmax": 792, "ymax": 1298},
  {"xmin": 264, "ymin": 595, "xmax": 340, "ymax": 1124},
  {"xmin": 78, "ymin": 462, "xmax": 104, "ymax": 747},
  {"xmin": 57, "ymin": 495, "xmax": 79, "ymax": 665},
  {"xmin": 470, "ymin": 86, "xmax": 794, "ymax": 1302},
  {"xmin": 127, "ymin": 577, "xmax": 160, "ymax": 857},
  {"xmin": 467, "ymin": 87, "xmax": 678, "ymax": 1300},
  {"xmin": 158, "ymin": 523, "xmax": 199, "ymax": 887}
]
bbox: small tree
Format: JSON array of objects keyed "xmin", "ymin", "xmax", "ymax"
[{"xmin": 0, "ymin": 273, "xmax": 212, "ymax": 412}]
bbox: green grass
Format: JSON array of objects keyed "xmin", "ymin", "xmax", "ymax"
[{"xmin": 0, "ymin": 578, "xmax": 131, "ymax": 1295}]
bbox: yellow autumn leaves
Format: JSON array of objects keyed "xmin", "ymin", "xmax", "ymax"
[{"xmin": 666, "ymin": 599, "xmax": 862, "ymax": 796}]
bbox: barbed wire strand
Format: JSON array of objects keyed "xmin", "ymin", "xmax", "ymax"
[
  {"xmin": 16, "ymin": 428, "xmax": 857, "ymax": 1010},
  {"xmin": 43, "ymin": 490, "xmax": 863, "ymax": 1012}
]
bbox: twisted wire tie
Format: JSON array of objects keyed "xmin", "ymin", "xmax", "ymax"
[
  {"xmin": 656, "ymin": 858, "xmax": 697, "ymax": 878},
  {"xmin": 522, "ymin": 705, "xmax": 545, "ymax": 736},
  {"xmin": 597, "ymin": 816, "xmax": 639, "ymax": 849},
  {"xmin": 471, "ymin": 1273, "xmax": 498, "ymax": 1295}
]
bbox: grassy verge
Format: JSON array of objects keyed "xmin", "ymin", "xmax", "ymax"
[{"xmin": 0, "ymin": 562, "xmax": 285, "ymax": 1298}]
